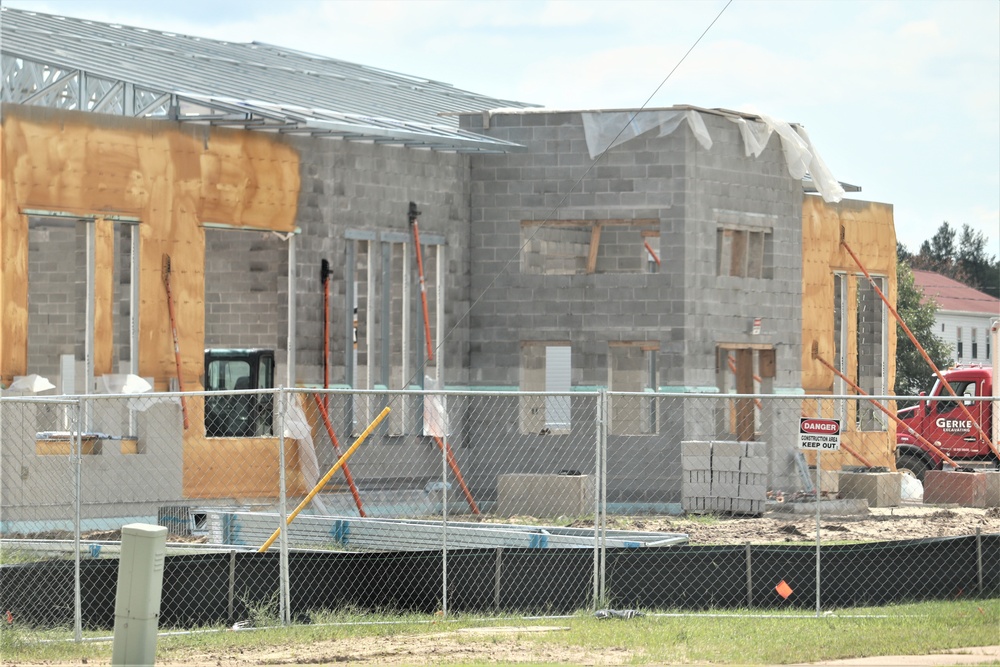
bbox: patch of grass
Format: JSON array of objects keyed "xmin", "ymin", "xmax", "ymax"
[
  {"xmin": 2, "ymin": 600, "xmax": 997, "ymax": 665},
  {"xmin": 678, "ymin": 512, "xmax": 722, "ymax": 526}
]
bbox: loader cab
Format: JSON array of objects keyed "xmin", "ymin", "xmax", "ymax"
[{"xmin": 204, "ymin": 349, "xmax": 275, "ymax": 437}]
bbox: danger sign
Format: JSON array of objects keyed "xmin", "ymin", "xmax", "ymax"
[{"xmin": 799, "ymin": 418, "xmax": 841, "ymax": 451}]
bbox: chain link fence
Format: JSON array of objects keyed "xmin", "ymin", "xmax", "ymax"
[{"xmin": 2, "ymin": 389, "xmax": 998, "ymax": 639}]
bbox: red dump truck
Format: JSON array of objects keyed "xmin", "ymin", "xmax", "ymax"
[{"xmin": 895, "ymin": 319, "xmax": 1000, "ymax": 479}]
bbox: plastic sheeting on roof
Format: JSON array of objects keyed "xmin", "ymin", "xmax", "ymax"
[
  {"xmin": 581, "ymin": 109, "xmax": 846, "ymax": 203},
  {"xmin": 582, "ymin": 110, "xmax": 712, "ymax": 158}
]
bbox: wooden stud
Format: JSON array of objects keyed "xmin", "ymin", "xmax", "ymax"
[{"xmin": 586, "ymin": 223, "xmax": 603, "ymax": 274}]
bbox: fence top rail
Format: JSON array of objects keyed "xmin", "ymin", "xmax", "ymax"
[
  {"xmin": 0, "ymin": 396, "xmax": 80, "ymax": 405},
  {"xmin": 5, "ymin": 389, "xmax": 989, "ymax": 402}
]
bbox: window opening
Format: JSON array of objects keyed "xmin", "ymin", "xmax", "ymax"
[
  {"xmin": 521, "ymin": 219, "xmax": 659, "ymax": 275},
  {"xmin": 832, "ymin": 272, "xmax": 847, "ymax": 420},
  {"xmin": 717, "ymin": 227, "xmax": 772, "ymax": 279},
  {"xmin": 520, "ymin": 342, "xmax": 572, "ymax": 434},
  {"xmin": 957, "ymin": 326, "xmax": 963, "ymax": 360},
  {"xmin": 26, "ymin": 213, "xmax": 140, "ymax": 445},
  {"xmin": 856, "ymin": 275, "xmax": 887, "ymax": 431},
  {"xmin": 715, "ymin": 345, "xmax": 774, "ymax": 441},
  {"xmin": 642, "ymin": 231, "xmax": 661, "ymax": 273},
  {"xmin": 971, "ymin": 328, "xmax": 978, "ymax": 359},
  {"xmin": 344, "ymin": 229, "xmax": 445, "ymax": 436}
]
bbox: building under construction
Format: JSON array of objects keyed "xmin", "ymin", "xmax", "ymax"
[{"xmin": 0, "ymin": 7, "xmax": 898, "ymax": 515}]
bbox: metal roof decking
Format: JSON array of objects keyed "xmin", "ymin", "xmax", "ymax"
[{"xmin": 0, "ymin": 7, "xmax": 533, "ymax": 152}]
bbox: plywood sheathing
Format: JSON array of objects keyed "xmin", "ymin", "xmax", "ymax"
[
  {"xmin": 801, "ymin": 196, "xmax": 897, "ymax": 469},
  {"xmin": 1, "ymin": 105, "xmax": 302, "ymax": 500},
  {"xmin": 1, "ymin": 105, "xmax": 300, "ymax": 387}
]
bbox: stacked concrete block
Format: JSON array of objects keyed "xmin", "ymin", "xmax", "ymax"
[
  {"xmin": 923, "ymin": 470, "xmax": 1000, "ymax": 508},
  {"xmin": 682, "ymin": 441, "xmax": 767, "ymax": 515},
  {"xmin": 838, "ymin": 471, "xmax": 902, "ymax": 507}
]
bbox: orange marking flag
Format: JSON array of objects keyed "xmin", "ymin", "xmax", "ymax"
[{"xmin": 775, "ymin": 580, "xmax": 793, "ymax": 599}]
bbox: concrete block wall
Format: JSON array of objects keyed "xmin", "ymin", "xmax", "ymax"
[
  {"xmin": 462, "ymin": 110, "xmax": 802, "ymax": 391},
  {"xmin": 0, "ymin": 399, "xmax": 185, "ymax": 526},
  {"xmin": 461, "ymin": 109, "xmax": 806, "ymax": 494},
  {"xmin": 204, "ymin": 229, "xmax": 286, "ymax": 353},
  {"xmin": 287, "ymin": 137, "xmax": 473, "ymax": 388},
  {"xmin": 26, "ymin": 220, "xmax": 83, "ymax": 380}
]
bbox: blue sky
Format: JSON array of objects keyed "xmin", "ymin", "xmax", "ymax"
[{"xmin": 4, "ymin": 0, "xmax": 998, "ymax": 259}]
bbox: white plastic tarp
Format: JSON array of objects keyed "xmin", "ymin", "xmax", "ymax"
[
  {"xmin": 581, "ymin": 109, "xmax": 712, "ymax": 159},
  {"xmin": 582, "ymin": 108, "xmax": 845, "ymax": 203},
  {"xmin": 423, "ymin": 375, "xmax": 449, "ymax": 438}
]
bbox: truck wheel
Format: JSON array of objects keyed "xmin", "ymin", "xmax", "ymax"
[{"xmin": 896, "ymin": 454, "xmax": 930, "ymax": 482}]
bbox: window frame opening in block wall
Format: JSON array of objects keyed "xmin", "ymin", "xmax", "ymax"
[
  {"xmin": 25, "ymin": 211, "xmax": 143, "ymax": 452},
  {"xmin": 832, "ymin": 270, "xmax": 889, "ymax": 433},
  {"xmin": 203, "ymin": 226, "xmax": 289, "ymax": 440},
  {"xmin": 520, "ymin": 219, "xmax": 660, "ymax": 275},
  {"xmin": 344, "ymin": 229, "xmax": 446, "ymax": 437},
  {"xmin": 715, "ymin": 344, "xmax": 775, "ymax": 442},
  {"xmin": 608, "ymin": 341, "xmax": 659, "ymax": 436},
  {"xmin": 519, "ymin": 341, "xmax": 572, "ymax": 435},
  {"xmin": 716, "ymin": 226, "xmax": 774, "ymax": 279}
]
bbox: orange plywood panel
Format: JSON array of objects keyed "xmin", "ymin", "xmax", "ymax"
[
  {"xmin": 801, "ymin": 196, "xmax": 897, "ymax": 468},
  {"xmin": 1, "ymin": 106, "xmax": 300, "ymax": 388},
  {"xmin": 801, "ymin": 196, "xmax": 897, "ymax": 394}
]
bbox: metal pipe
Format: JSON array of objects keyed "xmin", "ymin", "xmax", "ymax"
[
  {"xmin": 643, "ymin": 239, "xmax": 661, "ymax": 267},
  {"xmin": 312, "ymin": 393, "xmax": 365, "ymax": 516},
  {"xmin": 409, "ymin": 203, "xmax": 434, "ymax": 362},
  {"xmin": 73, "ymin": 402, "xmax": 83, "ymax": 643},
  {"xmin": 258, "ymin": 406, "xmax": 390, "ymax": 552},
  {"xmin": 277, "ymin": 388, "xmax": 291, "ymax": 625},
  {"xmin": 441, "ymin": 421, "xmax": 449, "ymax": 619},
  {"xmin": 286, "ymin": 235, "xmax": 297, "ymax": 388},
  {"xmin": 321, "ymin": 259, "xmax": 331, "ymax": 406},
  {"xmin": 432, "ymin": 435, "xmax": 480, "ymax": 514},
  {"xmin": 815, "ymin": 448, "xmax": 822, "ymax": 618}
]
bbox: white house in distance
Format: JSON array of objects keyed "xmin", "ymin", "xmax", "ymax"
[{"xmin": 912, "ymin": 270, "xmax": 1000, "ymax": 363}]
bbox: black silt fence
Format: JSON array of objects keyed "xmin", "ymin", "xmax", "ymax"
[{"xmin": 1, "ymin": 534, "xmax": 996, "ymax": 629}]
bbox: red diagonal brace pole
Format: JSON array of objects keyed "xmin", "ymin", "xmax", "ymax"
[
  {"xmin": 813, "ymin": 347, "xmax": 958, "ymax": 468},
  {"xmin": 313, "ymin": 393, "xmax": 365, "ymax": 517},
  {"xmin": 409, "ymin": 203, "xmax": 434, "ymax": 363},
  {"xmin": 643, "ymin": 240, "xmax": 661, "ymax": 267},
  {"xmin": 433, "ymin": 435, "xmax": 480, "ymax": 515}
]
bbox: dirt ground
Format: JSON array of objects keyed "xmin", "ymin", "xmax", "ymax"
[{"xmin": 605, "ymin": 504, "xmax": 1000, "ymax": 545}]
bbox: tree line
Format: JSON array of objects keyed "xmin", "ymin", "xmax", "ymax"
[
  {"xmin": 897, "ymin": 221, "xmax": 999, "ymax": 299},
  {"xmin": 894, "ymin": 221, "xmax": 999, "ymax": 397}
]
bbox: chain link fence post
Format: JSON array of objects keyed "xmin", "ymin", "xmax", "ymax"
[
  {"xmin": 598, "ymin": 388, "xmax": 608, "ymax": 608},
  {"xmin": 73, "ymin": 397, "xmax": 83, "ymax": 643},
  {"xmin": 592, "ymin": 391, "xmax": 601, "ymax": 610},
  {"xmin": 441, "ymin": 405, "xmax": 449, "ymax": 619},
  {"xmin": 815, "ymin": 447, "xmax": 822, "ymax": 617},
  {"xmin": 278, "ymin": 387, "xmax": 293, "ymax": 627}
]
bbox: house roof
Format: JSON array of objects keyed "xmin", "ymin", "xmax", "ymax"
[
  {"xmin": 0, "ymin": 7, "xmax": 533, "ymax": 152},
  {"xmin": 912, "ymin": 269, "xmax": 1000, "ymax": 315}
]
